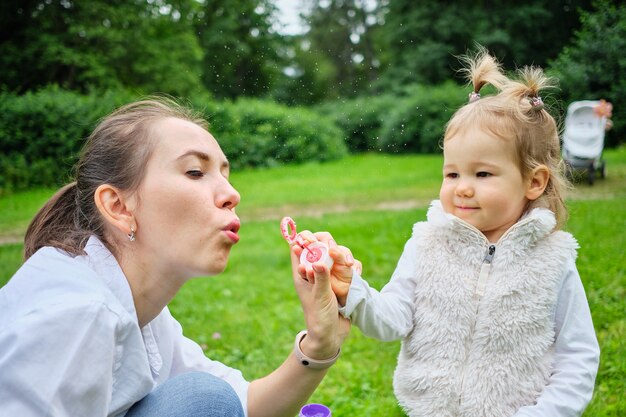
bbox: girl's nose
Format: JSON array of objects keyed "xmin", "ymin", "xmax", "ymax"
[{"xmin": 455, "ymin": 179, "xmax": 474, "ymax": 197}]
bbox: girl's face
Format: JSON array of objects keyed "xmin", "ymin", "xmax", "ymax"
[
  {"xmin": 129, "ymin": 117, "xmax": 241, "ymax": 280},
  {"xmin": 440, "ymin": 126, "xmax": 531, "ymax": 243}
]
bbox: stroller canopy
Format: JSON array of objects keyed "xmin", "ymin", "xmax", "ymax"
[{"xmin": 562, "ymin": 100, "xmax": 607, "ymax": 160}]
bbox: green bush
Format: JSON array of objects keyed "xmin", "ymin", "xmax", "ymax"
[
  {"xmin": 378, "ymin": 82, "xmax": 466, "ymax": 154},
  {"xmin": 199, "ymin": 98, "xmax": 347, "ymax": 170},
  {"xmin": 0, "ymin": 89, "xmax": 346, "ymax": 194},
  {"xmin": 317, "ymin": 83, "xmax": 466, "ymax": 155},
  {"xmin": 315, "ymin": 95, "xmax": 399, "ymax": 152},
  {"xmin": 0, "ymin": 87, "xmax": 136, "ymax": 195}
]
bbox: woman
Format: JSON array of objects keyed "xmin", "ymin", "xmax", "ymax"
[{"xmin": 0, "ymin": 98, "xmax": 354, "ymax": 417}]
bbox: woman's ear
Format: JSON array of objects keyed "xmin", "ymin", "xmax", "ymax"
[
  {"xmin": 525, "ymin": 165, "xmax": 550, "ymax": 201},
  {"xmin": 94, "ymin": 184, "xmax": 136, "ymax": 236}
]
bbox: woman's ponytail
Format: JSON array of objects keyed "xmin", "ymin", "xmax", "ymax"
[{"xmin": 24, "ymin": 182, "xmax": 90, "ymax": 260}]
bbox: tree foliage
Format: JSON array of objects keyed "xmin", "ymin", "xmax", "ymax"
[
  {"xmin": 1, "ymin": 0, "xmax": 623, "ymax": 147},
  {"xmin": 375, "ymin": 0, "xmax": 595, "ymax": 90},
  {"xmin": 195, "ymin": 0, "xmax": 283, "ymax": 98},
  {"xmin": 303, "ymin": 0, "xmax": 383, "ymax": 97},
  {"xmin": 549, "ymin": 0, "xmax": 626, "ymax": 147},
  {"xmin": 0, "ymin": 0, "xmax": 204, "ymax": 96},
  {"xmin": 277, "ymin": 0, "xmax": 597, "ymax": 102},
  {"xmin": 271, "ymin": 41, "xmax": 338, "ymax": 105},
  {"xmin": 272, "ymin": 0, "xmax": 386, "ymax": 104},
  {"xmin": 0, "ymin": 0, "xmax": 610, "ymax": 102}
]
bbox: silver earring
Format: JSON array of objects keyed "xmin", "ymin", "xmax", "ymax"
[{"xmin": 128, "ymin": 227, "xmax": 136, "ymax": 242}]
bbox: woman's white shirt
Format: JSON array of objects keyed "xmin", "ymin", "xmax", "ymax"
[{"xmin": 0, "ymin": 236, "xmax": 249, "ymax": 417}]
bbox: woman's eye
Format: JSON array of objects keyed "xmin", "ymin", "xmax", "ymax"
[
  {"xmin": 186, "ymin": 170, "xmax": 204, "ymax": 178},
  {"xmin": 476, "ymin": 171, "xmax": 492, "ymax": 178}
]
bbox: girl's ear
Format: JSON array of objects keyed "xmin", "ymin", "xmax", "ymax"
[
  {"xmin": 94, "ymin": 184, "xmax": 136, "ymax": 236},
  {"xmin": 525, "ymin": 165, "xmax": 550, "ymax": 201}
]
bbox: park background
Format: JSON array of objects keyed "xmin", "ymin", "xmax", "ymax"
[{"xmin": 0, "ymin": 0, "xmax": 624, "ymax": 415}]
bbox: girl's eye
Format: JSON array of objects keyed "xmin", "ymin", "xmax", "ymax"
[
  {"xmin": 476, "ymin": 171, "xmax": 492, "ymax": 178},
  {"xmin": 445, "ymin": 173, "xmax": 458, "ymax": 179},
  {"xmin": 186, "ymin": 170, "xmax": 204, "ymax": 178}
]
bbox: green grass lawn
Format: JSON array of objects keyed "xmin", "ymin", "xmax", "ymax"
[{"xmin": 1, "ymin": 147, "xmax": 624, "ymax": 416}]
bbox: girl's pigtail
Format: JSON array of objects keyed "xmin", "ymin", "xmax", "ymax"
[
  {"xmin": 505, "ymin": 66, "xmax": 569, "ymax": 228},
  {"xmin": 460, "ymin": 45, "xmax": 508, "ymax": 102},
  {"xmin": 503, "ymin": 66, "xmax": 556, "ymax": 118}
]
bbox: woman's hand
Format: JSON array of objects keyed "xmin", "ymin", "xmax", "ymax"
[
  {"xmin": 246, "ymin": 230, "xmax": 360, "ymax": 417},
  {"xmin": 294, "ymin": 231, "xmax": 361, "ymax": 306},
  {"xmin": 290, "ymin": 237, "xmax": 352, "ymax": 360},
  {"xmin": 289, "ymin": 231, "xmax": 362, "ymax": 358},
  {"xmin": 247, "ymin": 235, "xmax": 352, "ymax": 417}
]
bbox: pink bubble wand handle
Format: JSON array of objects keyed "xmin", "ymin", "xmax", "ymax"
[{"xmin": 280, "ymin": 217, "xmax": 334, "ymax": 270}]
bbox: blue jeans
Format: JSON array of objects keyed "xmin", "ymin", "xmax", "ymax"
[{"xmin": 125, "ymin": 372, "xmax": 245, "ymax": 417}]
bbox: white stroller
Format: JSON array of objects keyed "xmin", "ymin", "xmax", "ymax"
[{"xmin": 562, "ymin": 100, "xmax": 609, "ymax": 185}]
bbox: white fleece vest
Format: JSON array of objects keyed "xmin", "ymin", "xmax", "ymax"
[{"xmin": 393, "ymin": 201, "xmax": 578, "ymax": 417}]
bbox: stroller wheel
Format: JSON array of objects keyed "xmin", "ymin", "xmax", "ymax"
[
  {"xmin": 587, "ymin": 165, "xmax": 595, "ymax": 185},
  {"xmin": 599, "ymin": 161, "xmax": 606, "ymax": 179}
]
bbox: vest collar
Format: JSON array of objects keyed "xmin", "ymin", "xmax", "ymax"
[{"xmin": 426, "ymin": 200, "xmax": 556, "ymax": 248}]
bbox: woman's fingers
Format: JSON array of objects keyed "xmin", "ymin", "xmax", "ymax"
[
  {"xmin": 289, "ymin": 243, "xmax": 303, "ymax": 277},
  {"xmin": 296, "ymin": 230, "xmax": 317, "ymax": 245},
  {"xmin": 298, "ymin": 230, "xmax": 336, "ymax": 245},
  {"xmin": 312, "ymin": 231, "xmax": 334, "ymax": 243}
]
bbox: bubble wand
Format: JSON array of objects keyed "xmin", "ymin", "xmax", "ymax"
[{"xmin": 280, "ymin": 217, "xmax": 334, "ymax": 270}]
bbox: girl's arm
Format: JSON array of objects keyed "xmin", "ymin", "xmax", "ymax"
[
  {"xmin": 513, "ymin": 258, "xmax": 600, "ymax": 417},
  {"xmin": 338, "ymin": 237, "xmax": 418, "ymax": 341}
]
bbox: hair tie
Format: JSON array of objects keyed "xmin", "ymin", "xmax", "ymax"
[
  {"xmin": 468, "ymin": 91, "xmax": 481, "ymax": 103},
  {"xmin": 529, "ymin": 96, "xmax": 544, "ymax": 111}
]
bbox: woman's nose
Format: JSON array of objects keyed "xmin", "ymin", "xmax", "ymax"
[{"xmin": 218, "ymin": 180, "xmax": 241, "ymax": 209}]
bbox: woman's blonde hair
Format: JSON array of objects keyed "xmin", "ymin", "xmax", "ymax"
[
  {"xmin": 24, "ymin": 96, "xmax": 208, "ymax": 260},
  {"xmin": 444, "ymin": 46, "xmax": 569, "ymax": 229}
]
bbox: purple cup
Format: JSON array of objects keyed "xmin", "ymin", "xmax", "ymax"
[{"xmin": 299, "ymin": 403, "xmax": 331, "ymax": 417}]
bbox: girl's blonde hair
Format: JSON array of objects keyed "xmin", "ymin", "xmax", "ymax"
[
  {"xmin": 444, "ymin": 46, "xmax": 569, "ymax": 229},
  {"xmin": 24, "ymin": 96, "xmax": 208, "ymax": 260}
]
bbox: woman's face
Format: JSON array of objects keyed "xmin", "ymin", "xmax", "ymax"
[{"xmin": 130, "ymin": 117, "xmax": 241, "ymax": 280}]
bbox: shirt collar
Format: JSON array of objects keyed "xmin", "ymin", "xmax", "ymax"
[{"xmin": 82, "ymin": 236, "xmax": 138, "ymax": 321}]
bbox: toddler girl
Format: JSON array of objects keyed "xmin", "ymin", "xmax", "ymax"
[{"xmin": 332, "ymin": 48, "xmax": 600, "ymax": 417}]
